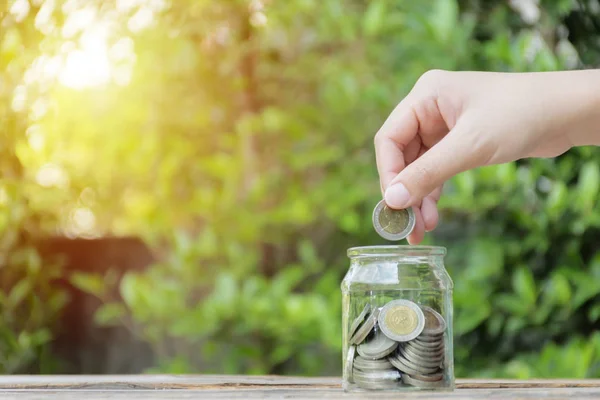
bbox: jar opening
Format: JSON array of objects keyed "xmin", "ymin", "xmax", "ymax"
[{"xmin": 347, "ymin": 245, "xmax": 446, "ymax": 259}]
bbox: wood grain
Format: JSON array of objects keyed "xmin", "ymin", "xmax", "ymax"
[{"xmin": 0, "ymin": 376, "xmax": 597, "ymax": 399}]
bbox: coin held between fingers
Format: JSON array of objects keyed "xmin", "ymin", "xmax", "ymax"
[{"xmin": 372, "ymin": 200, "xmax": 416, "ymax": 241}]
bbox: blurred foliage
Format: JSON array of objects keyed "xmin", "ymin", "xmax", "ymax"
[
  {"xmin": 1, "ymin": 0, "xmax": 600, "ymax": 377},
  {"xmin": 0, "ymin": 1, "xmax": 68, "ymax": 373}
]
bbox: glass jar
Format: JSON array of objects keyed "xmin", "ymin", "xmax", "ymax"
[{"xmin": 341, "ymin": 245, "xmax": 454, "ymax": 392}]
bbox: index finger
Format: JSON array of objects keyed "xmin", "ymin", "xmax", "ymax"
[{"xmin": 374, "ymin": 101, "xmax": 420, "ymax": 192}]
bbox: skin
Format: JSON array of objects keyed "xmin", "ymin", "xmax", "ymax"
[{"xmin": 374, "ymin": 69, "xmax": 600, "ymax": 244}]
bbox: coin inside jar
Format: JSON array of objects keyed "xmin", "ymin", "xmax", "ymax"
[
  {"xmin": 378, "ymin": 299, "xmax": 425, "ymax": 342},
  {"xmin": 349, "ymin": 304, "xmax": 371, "ymax": 338},
  {"xmin": 350, "ymin": 308, "xmax": 380, "ymax": 345},
  {"xmin": 356, "ymin": 330, "xmax": 398, "ymax": 360},
  {"xmin": 372, "ymin": 200, "xmax": 415, "ymax": 241},
  {"xmin": 419, "ymin": 306, "xmax": 446, "ymax": 336}
]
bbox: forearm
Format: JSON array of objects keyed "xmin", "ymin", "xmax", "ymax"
[{"xmin": 532, "ymin": 69, "xmax": 600, "ymax": 147}]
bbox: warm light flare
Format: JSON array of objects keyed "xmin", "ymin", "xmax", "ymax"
[{"xmin": 58, "ymin": 28, "xmax": 112, "ymax": 89}]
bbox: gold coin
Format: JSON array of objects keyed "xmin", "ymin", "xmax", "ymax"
[
  {"xmin": 378, "ymin": 299, "xmax": 425, "ymax": 342},
  {"xmin": 372, "ymin": 200, "xmax": 415, "ymax": 241},
  {"xmin": 378, "ymin": 204, "xmax": 410, "ymax": 234},
  {"xmin": 385, "ymin": 305, "xmax": 418, "ymax": 336}
]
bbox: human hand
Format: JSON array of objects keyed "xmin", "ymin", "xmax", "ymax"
[{"xmin": 374, "ymin": 69, "xmax": 600, "ymax": 244}]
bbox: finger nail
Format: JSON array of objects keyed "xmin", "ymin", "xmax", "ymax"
[{"xmin": 384, "ymin": 183, "xmax": 411, "ymax": 208}]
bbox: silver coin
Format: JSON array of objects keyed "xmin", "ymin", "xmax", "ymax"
[
  {"xmin": 412, "ymin": 336, "xmax": 444, "ymax": 347},
  {"xmin": 350, "ymin": 308, "xmax": 380, "ymax": 345},
  {"xmin": 391, "ymin": 351, "xmax": 440, "ymax": 375},
  {"xmin": 414, "ymin": 334, "xmax": 444, "ymax": 344},
  {"xmin": 353, "ymin": 356, "xmax": 394, "ymax": 371},
  {"xmin": 406, "ymin": 372, "xmax": 444, "ymax": 382},
  {"xmin": 372, "ymin": 200, "xmax": 416, "ymax": 241},
  {"xmin": 404, "ymin": 342, "xmax": 445, "ymax": 360},
  {"xmin": 345, "ymin": 345, "xmax": 356, "ymax": 383},
  {"xmin": 401, "ymin": 344, "xmax": 444, "ymax": 364},
  {"xmin": 357, "ymin": 330, "xmax": 398, "ymax": 360},
  {"xmin": 419, "ymin": 332, "xmax": 444, "ymax": 340},
  {"xmin": 353, "ymin": 375, "xmax": 400, "ymax": 390},
  {"xmin": 388, "ymin": 353, "xmax": 425, "ymax": 376},
  {"xmin": 399, "ymin": 345, "xmax": 443, "ymax": 369},
  {"xmin": 378, "ymin": 299, "xmax": 425, "ymax": 342},
  {"xmin": 402, "ymin": 374, "xmax": 446, "ymax": 389},
  {"xmin": 419, "ymin": 306, "xmax": 446, "ymax": 336},
  {"xmin": 349, "ymin": 304, "xmax": 371, "ymax": 338},
  {"xmin": 353, "ymin": 368, "xmax": 401, "ymax": 382}
]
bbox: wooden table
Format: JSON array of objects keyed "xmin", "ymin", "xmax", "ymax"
[{"xmin": 0, "ymin": 375, "xmax": 598, "ymax": 399}]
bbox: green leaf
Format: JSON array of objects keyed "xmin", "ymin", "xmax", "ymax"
[
  {"xmin": 7, "ymin": 279, "xmax": 32, "ymax": 309},
  {"xmin": 495, "ymin": 293, "xmax": 528, "ymax": 316},
  {"xmin": 546, "ymin": 181, "xmax": 568, "ymax": 219},
  {"xmin": 512, "ymin": 267, "xmax": 537, "ymax": 307},
  {"xmin": 363, "ymin": 0, "xmax": 386, "ymax": 37},
  {"xmin": 430, "ymin": 0, "xmax": 458, "ymax": 41},
  {"xmin": 588, "ymin": 303, "xmax": 600, "ymax": 322},
  {"xmin": 70, "ymin": 273, "xmax": 106, "ymax": 298},
  {"xmin": 120, "ymin": 273, "xmax": 139, "ymax": 309},
  {"xmin": 455, "ymin": 301, "xmax": 491, "ymax": 335},
  {"xmin": 94, "ymin": 303, "xmax": 126, "ymax": 326},
  {"xmin": 577, "ymin": 161, "xmax": 600, "ymax": 211},
  {"xmin": 548, "ymin": 272, "xmax": 571, "ymax": 305}
]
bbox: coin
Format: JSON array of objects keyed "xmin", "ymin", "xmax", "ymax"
[
  {"xmin": 353, "ymin": 356, "xmax": 394, "ymax": 371},
  {"xmin": 388, "ymin": 353, "xmax": 425, "ymax": 376},
  {"xmin": 372, "ymin": 200, "xmax": 415, "ymax": 241},
  {"xmin": 404, "ymin": 342, "xmax": 445, "ymax": 359},
  {"xmin": 414, "ymin": 333, "xmax": 443, "ymax": 343},
  {"xmin": 398, "ymin": 345, "xmax": 443, "ymax": 369},
  {"xmin": 419, "ymin": 306, "xmax": 446, "ymax": 336},
  {"xmin": 413, "ymin": 335, "xmax": 443, "ymax": 345},
  {"xmin": 353, "ymin": 368, "xmax": 401, "ymax": 381},
  {"xmin": 350, "ymin": 308, "xmax": 380, "ymax": 345},
  {"xmin": 378, "ymin": 299, "xmax": 425, "ymax": 342},
  {"xmin": 353, "ymin": 379, "xmax": 399, "ymax": 390},
  {"xmin": 402, "ymin": 374, "xmax": 446, "ymax": 389},
  {"xmin": 391, "ymin": 351, "xmax": 440, "ymax": 375},
  {"xmin": 345, "ymin": 345, "xmax": 356, "ymax": 383},
  {"xmin": 406, "ymin": 372, "xmax": 444, "ymax": 382},
  {"xmin": 357, "ymin": 330, "xmax": 398, "ymax": 360},
  {"xmin": 353, "ymin": 368, "xmax": 401, "ymax": 389},
  {"xmin": 353, "ymin": 371, "xmax": 401, "ymax": 390},
  {"xmin": 350, "ymin": 304, "xmax": 371, "ymax": 338},
  {"xmin": 401, "ymin": 343, "xmax": 444, "ymax": 362}
]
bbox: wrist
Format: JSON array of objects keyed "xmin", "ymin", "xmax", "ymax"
[{"xmin": 549, "ymin": 70, "xmax": 600, "ymax": 147}]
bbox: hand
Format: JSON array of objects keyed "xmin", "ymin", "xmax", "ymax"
[{"xmin": 374, "ymin": 69, "xmax": 600, "ymax": 244}]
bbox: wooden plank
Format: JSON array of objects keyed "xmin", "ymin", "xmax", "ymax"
[
  {"xmin": 0, "ymin": 375, "xmax": 598, "ymax": 390},
  {"xmin": 0, "ymin": 388, "xmax": 600, "ymax": 399},
  {"xmin": 0, "ymin": 375, "xmax": 340, "ymax": 390},
  {"xmin": 0, "ymin": 376, "xmax": 598, "ymax": 399}
]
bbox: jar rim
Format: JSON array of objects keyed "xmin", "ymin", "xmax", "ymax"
[{"xmin": 347, "ymin": 245, "xmax": 446, "ymax": 258}]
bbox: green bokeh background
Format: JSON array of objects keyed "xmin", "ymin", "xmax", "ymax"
[{"xmin": 1, "ymin": 0, "xmax": 599, "ymax": 377}]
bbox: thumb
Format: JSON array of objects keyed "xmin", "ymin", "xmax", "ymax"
[{"xmin": 384, "ymin": 127, "xmax": 482, "ymax": 208}]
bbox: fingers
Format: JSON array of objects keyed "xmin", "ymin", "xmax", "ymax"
[
  {"xmin": 421, "ymin": 196, "xmax": 439, "ymax": 232},
  {"xmin": 384, "ymin": 123, "xmax": 480, "ymax": 208},
  {"xmin": 375, "ymin": 101, "xmax": 420, "ymax": 192},
  {"xmin": 408, "ymin": 185, "xmax": 443, "ymax": 244},
  {"xmin": 407, "ymin": 206, "xmax": 424, "ymax": 245}
]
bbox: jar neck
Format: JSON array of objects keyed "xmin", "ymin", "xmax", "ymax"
[{"xmin": 347, "ymin": 245, "xmax": 446, "ymax": 262}]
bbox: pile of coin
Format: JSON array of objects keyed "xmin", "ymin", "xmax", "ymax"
[{"xmin": 347, "ymin": 299, "xmax": 447, "ymax": 390}]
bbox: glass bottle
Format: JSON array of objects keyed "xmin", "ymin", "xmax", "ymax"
[{"xmin": 342, "ymin": 245, "xmax": 454, "ymax": 392}]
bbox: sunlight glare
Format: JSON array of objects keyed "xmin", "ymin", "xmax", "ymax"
[
  {"xmin": 36, "ymin": 163, "xmax": 69, "ymax": 188},
  {"xmin": 9, "ymin": 0, "xmax": 30, "ymax": 22},
  {"xmin": 59, "ymin": 26, "xmax": 112, "ymax": 89}
]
